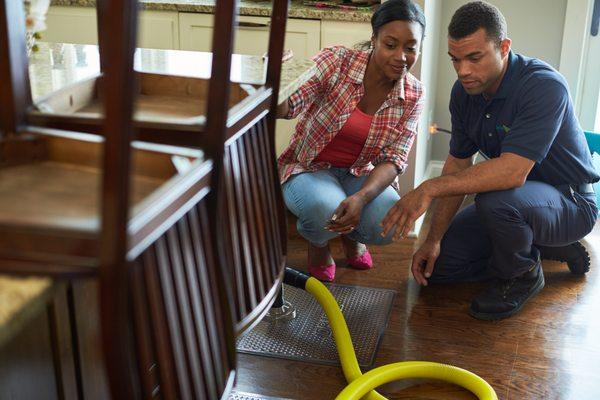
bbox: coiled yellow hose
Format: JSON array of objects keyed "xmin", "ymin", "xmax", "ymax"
[{"xmin": 304, "ymin": 277, "xmax": 498, "ymax": 400}]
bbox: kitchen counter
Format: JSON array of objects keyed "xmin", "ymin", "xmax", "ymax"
[
  {"xmin": 50, "ymin": 0, "xmax": 375, "ymax": 23},
  {"xmin": 29, "ymin": 42, "xmax": 315, "ymax": 105}
]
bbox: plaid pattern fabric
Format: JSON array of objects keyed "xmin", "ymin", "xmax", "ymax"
[{"xmin": 277, "ymin": 45, "xmax": 425, "ymax": 184}]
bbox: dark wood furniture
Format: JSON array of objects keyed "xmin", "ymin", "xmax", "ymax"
[
  {"xmin": 20, "ymin": 2, "xmax": 291, "ymax": 334},
  {"xmin": 1, "ymin": 0, "xmax": 291, "ymax": 398}
]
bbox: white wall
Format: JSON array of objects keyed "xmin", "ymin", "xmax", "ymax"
[
  {"xmin": 396, "ymin": 0, "xmax": 442, "ymax": 235},
  {"xmin": 430, "ymin": 0, "xmax": 569, "ymax": 161},
  {"xmin": 415, "ymin": 0, "xmax": 442, "ymax": 186}
]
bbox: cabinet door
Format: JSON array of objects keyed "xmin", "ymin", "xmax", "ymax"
[
  {"xmin": 278, "ymin": 18, "xmax": 321, "ymax": 59},
  {"xmin": 320, "ymin": 20, "xmax": 372, "ymax": 49},
  {"xmin": 45, "ymin": 7, "xmax": 179, "ymax": 49},
  {"xmin": 138, "ymin": 11, "xmax": 180, "ymax": 49},
  {"xmin": 44, "ymin": 6, "xmax": 98, "ymax": 45},
  {"xmin": 234, "ymin": 16, "xmax": 273, "ymax": 56},
  {"xmin": 178, "ymin": 12, "xmax": 214, "ymax": 52}
]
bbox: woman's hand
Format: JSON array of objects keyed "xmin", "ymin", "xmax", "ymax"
[
  {"xmin": 411, "ymin": 240, "xmax": 440, "ymax": 286},
  {"xmin": 327, "ymin": 195, "xmax": 366, "ymax": 234}
]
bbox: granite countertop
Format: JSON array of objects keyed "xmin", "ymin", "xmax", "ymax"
[
  {"xmin": 51, "ymin": 0, "xmax": 375, "ymax": 23},
  {"xmin": 0, "ymin": 43, "xmax": 314, "ymax": 346},
  {"xmin": 29, "ymin": 42, "xmax": 316, "ymax": 105}
]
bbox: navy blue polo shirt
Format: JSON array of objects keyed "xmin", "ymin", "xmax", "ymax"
[{"xmin": 449, "ymin": 51, "xmax": 600, "ymax": 186}]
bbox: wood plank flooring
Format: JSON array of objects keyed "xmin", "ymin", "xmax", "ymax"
[{"xmin": 234, "ymin": 213, "xmax": 600, "ymax": 400}]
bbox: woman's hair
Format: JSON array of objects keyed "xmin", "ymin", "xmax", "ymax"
[{"xmin": 356, "ymin": 0, "xmax": 426, "ymax": 50}]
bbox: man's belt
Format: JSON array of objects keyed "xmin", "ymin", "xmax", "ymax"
[{"xmin": 570, "ymin": 183, "xmax": 595, "ymax": 194}]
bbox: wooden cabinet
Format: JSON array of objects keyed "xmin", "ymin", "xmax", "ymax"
[{"xmin": 44, "ymin": 7, "xmax": 179, "ymax": 50}]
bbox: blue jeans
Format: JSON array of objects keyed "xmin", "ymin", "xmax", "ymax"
[
  {"xmin": 430, "ymin": 181, "xmax": 598, "ymax": 282},
  {"xmin": 282, "ymin": 168, "xmax": 400, "ymax": 247}
]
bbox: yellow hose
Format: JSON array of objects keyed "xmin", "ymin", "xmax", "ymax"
[{"xmin": 304, "ymin": 277, "xmax": 498, "ymax": 400}]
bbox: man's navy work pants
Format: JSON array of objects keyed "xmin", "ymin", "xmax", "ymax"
[{"xmin": 430, "ymin": 181, "xmax": 598, "ymax": 282}]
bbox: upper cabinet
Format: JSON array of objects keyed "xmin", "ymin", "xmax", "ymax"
[
  {"xmin": 44, "ymin": 7, "xmax": 179, "ymax": 50},
  {"xmin": 179, "ymin": 13, "xmax": 320, "ymax": 59}
]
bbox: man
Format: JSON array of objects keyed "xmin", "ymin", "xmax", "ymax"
[{"xmin": 381, "ymin": 1, "xmax": 599, "ymax": 320}]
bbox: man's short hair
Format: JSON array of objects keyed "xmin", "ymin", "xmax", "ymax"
[{"xmin": 448, "ymin": 1, "xmax": 507, "ymax": 44}]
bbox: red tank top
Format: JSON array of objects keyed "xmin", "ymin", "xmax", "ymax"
[{"xmin": 314, "ymin": 107, "xmax": 373, "ymax": 167}]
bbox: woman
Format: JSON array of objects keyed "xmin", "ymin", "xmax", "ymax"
[{"xmin": 277, "ymin": 0, "xmax": 426, "ymax": 282}]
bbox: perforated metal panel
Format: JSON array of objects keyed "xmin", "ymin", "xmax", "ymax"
[
  {"xmin": 228, "ymin": 392, "xmax": 292, "ymax": 400},
  {"xmin": 236, "ymin": 283, "xmax": 395, "ymax": 367}
]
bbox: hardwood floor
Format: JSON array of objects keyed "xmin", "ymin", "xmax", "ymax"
[{"xmin": 234, "ymin": 213, "xmax": 600, "ymax": 400}]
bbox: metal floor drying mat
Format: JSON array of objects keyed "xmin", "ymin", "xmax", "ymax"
[
  {"xmin": 229, "ymin": 392, "xmax": 292, "ymax": 400},
  {"xmin": 236, "ymin": 283, "xmax": 395, "ymax": 367}
]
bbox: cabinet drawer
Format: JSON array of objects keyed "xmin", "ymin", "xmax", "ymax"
[{"xmin": 179, "ymin": 13, "xmax": 320, "ymax": 59}]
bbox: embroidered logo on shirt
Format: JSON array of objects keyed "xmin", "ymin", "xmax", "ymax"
[{"xmin": 496, "ymin": 124, "xmax": 511, "ymax": 134}]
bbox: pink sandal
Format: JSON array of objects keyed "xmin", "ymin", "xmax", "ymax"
[
  {"xmin": 308, "ymin": 262, "xmax": 336, "ymax": 282},
  {"xmin": 346, "ymin": 249, "xmax": 373, "ymax": 270}
]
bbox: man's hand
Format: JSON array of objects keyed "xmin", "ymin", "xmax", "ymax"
[
  {"xmin": 381, "ymin": 187, "xmax": 433, "ymax": 240},
  {"xmin": 327, "ymin": 195, "xmax": 366, "ymax": 234},
  {"xmin": 411, "ymin": 240, "xmax": 441, "ymax": 286}
]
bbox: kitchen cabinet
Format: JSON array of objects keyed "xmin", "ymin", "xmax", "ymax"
[
  {"xmin": 321, "ymin": 20, "xmax": 372, "ymax": 49},
  {"xmin": 137, "ymin": 10, "xmax": 180, "ymax": 50},
  {"xmin": 44, "ymin": 7, "xmax": 179, "ymax": 50},
  {"xmin": 178, "ymin": 13, "xmax": 320, "ymax": 58},
  {"xmin": 44, "ymin": 6, "xmax": 98, "ymax": 45}
]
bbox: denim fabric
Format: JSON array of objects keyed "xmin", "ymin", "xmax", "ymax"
[{"xmin": 282, "ymin": 168, "xmax": 400, "ymax": 247}]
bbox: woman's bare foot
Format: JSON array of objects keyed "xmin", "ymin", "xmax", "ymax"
[
  {"xmin": 308, "ymin": 242, "xmax": 334, "ymax": 266},
  {"xmin": 341, "ymin": 235, "xmax": 366, "ymax": 259}
]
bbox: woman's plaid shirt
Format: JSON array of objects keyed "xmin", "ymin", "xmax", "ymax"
[{"xmin": 277, "ymin": 46, "xmax": 425, "ymax": 184}]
